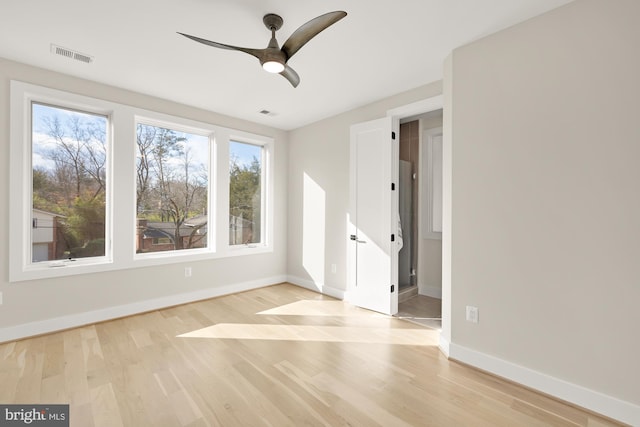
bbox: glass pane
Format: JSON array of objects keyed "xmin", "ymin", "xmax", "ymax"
[
  {"xmin": 31, "ymin": 103, "xmax": 108, "ymax": 262},
  {"xmin": 135, "ymin": 123, "xmax": 209, "ymax": 254},
  {"xmin": 229, "ymin": 141, "xmax": 262, "ymax": 245}
]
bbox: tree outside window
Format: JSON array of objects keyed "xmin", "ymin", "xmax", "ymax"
[
  {"xmin": 229, "ymin": 141, "xmax": 262, "ymax": 245},
  {"xmin": 135, "ymin": 123, "xmax": 209, "ymax": 254},
  {"xmin": 31, "ymin": 103, "xmax": 108, "ymax": 262}
]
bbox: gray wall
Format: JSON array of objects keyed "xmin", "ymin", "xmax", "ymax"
[
  {"xmin": 449, "ymin": 0, "xmax": 639, "ymax": 406},
  {"xmin": 0, "ymin": 58, "xmax": 289, "ymax": 332}
]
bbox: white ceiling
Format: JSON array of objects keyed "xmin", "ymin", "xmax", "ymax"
[{"xmin": 0, "ymin": 0, "xmax": 573, "ymax": 130}]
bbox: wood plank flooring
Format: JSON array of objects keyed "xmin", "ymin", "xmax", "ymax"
[
  {"xmin": 0, "ymin": 283, "xmax": 625, "ymax": 426},
  {"xmin": 397, "ymin": 294, "xmax": 442, "ymax": 330}
]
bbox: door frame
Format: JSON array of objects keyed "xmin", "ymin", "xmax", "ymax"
[
  {"xmin": 346, "ymin": 95, "xmax": 445, "ymax": 317},
  {"xmin": 387, "ymin": 95, "xmax": 449, "ymax": 356}
]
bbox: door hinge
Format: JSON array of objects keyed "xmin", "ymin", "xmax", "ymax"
[
  {"xmin": 391, "ymin": 131, "xmax": 396, "ymax": 140},
  {"xmin": 390, "ymin": 285, "xmax": 395, "ymax": 293},
  {"xmin": 391, "ymin": 183, "xmax": 395, "ymax": 191},
  {"xmin": 391, "ymin": 234, "xmax": 395, "ymax": 242}
]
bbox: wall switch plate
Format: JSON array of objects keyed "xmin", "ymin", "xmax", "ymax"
[
  {"xmin": 466, "ymin": 306, "xmax": 479, "ymax": 323},
  {"xmin": 184, "ymin": 267, "xmax": 192, "ymax": 278},
  {"xmin": 331, "ymin": 264, "xmax": 337, "ymax": 274},
  {"xmin": 0, "ymin": 291, "xmax": 3, "ymax": 305}
]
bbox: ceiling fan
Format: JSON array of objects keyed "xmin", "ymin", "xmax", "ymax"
[{"xmin": 178, "ymin": 11, "xmax": 347, "ymax": 88}]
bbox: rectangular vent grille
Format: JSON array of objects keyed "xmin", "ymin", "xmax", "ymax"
[{"xmin": 51, "ymin": 44, "xmax": 93, "ymax": 64}]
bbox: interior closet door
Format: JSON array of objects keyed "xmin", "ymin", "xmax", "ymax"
[{"xmin": 349, "ymin": 117, "xmax": 398, "ymax": 315}]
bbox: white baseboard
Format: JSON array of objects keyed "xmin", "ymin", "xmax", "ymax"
[
  {"xmin": 286, "ymin": 275, "xmax": 346, "ymax": 300},
  {"xmin": 449, "ymin": 343, "xmax": 640, "ymax": 426},
  {"xmin": 0, "ymin": 275, "xmax": 287, "ymax": 344},
  {"xmin": 438, "ymin": 334, "xmax": 450, "ymax": 357},
  {"xmin": 419, "ymin": 284, "xmax": 442, "ymax": 299}
]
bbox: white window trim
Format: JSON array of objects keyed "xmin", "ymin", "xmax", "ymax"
[
  {"xmin": 10, "ymin": 81, "xmax": 274, "ymax": 282},
  {"xmin": 10, "ymin": 81, "xmax": 116, "ymax": 281},
  {"xmin": 133, "ymin": 113, "xmax": 217, "ymax": 260},
  {"xmin": 227, "ymin": 133, "xmax": 274, "ymax": 250}
]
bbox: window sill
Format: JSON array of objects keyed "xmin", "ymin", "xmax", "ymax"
[{"xmin": 10, "ymin": 245, "xmax": 274, "ymax": 283}]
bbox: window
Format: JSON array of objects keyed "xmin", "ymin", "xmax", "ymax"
[
  {"xmin": 135, "ymin": 122, "xmax": 210, "ymax": 254},
  {"xmin": 422, "ymin": 127, "xmax": 443, "ymax": 239},
  {"xmin": 10, "ymin": 81, "xmax": 274, "ymax": 282},
  {"xmin": 31, "ymin": 103, "xmax": 109, "ymax": 262},
  {"xmin": 229, "ymin": 141, "xmax": 263, "ymax": 246}
]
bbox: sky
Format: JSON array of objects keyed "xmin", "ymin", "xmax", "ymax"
[
  {"xmin": 31, "ymin": 102, "xmax": 107, "ymax": 170},
  {"xmin": 230, "ymin": 140, "xmax": 262, "ymax": 168},
  {"xmin": 31, "ymin": 103, "xmax": 259, "ymax": 172}
]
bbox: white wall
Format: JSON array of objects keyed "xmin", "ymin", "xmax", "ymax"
[
  {"xmin": 287, "ymin": 82, "xmax": 442, "ymax": 297},
  {"xmin": 448, "ymin": 0, "xmax": 640, "ymax": 418},
  {"xmin": 0, "ymin": 58, "xmax": 289, "ymax": 339}
]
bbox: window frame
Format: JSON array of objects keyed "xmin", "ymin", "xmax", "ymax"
[
  {"xmin": 10, "ymin": 81, "xmax": 275, "ymax": 282},
  {"xmin": 10, "ymin": 82, "xmax": 115, "ymax": 281},
  {"xmin": 133, "ymin": 115, "xmax": 216, "ymax": 260},
  {"xmin": 225, "ymin": 131, "xmax": 274, "ymax": 255},
  {"xmin": 228, "ymin": 137, "xmax": 270, "ymax": 249}
]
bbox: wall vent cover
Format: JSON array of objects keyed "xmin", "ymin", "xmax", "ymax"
[{"xmin": 50, "ymin": 44, "xmax": 94, "ymax": 64}]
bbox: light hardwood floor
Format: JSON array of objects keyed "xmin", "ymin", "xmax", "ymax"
[
  {"xmin": 0, "ymin": 283, "xmax": 625, "ymax": 426},
  {"xmin": 397, "ymin": 294, "xmax": 442, "ymax": 330}
]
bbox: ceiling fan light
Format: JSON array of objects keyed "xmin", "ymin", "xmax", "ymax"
[{"xmin": 263, "ymin": 60, "xmax": 285, "ymax": 73}]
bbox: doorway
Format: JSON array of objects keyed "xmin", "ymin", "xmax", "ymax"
[
  {"xmin": 397, "ymin": 109, "xmax": 443, "ymax": 329},
  {"xmin": 348, "ymin": 95, "xmax": 444, "ymax": 321}
]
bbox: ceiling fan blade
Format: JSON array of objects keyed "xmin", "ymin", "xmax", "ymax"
[
  {"xmin": 281, "ymin": 11, "xmax": 347, "ymax": 60},
  {"xmin": 280, "ymin": 65, "xmax": 300, "ymax": 88},
  {"xmin": 177, "ymin": 32, "xmax": 264, "ymax": 60}
]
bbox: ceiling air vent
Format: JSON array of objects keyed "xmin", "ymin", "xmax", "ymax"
[{"xmin": 50, "ymin": 44, "xmax": 94, "ymax": 64}]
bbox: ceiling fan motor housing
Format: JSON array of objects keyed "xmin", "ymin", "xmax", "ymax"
[{"xmin": 263, "ymin": 14, "xmax": 284, "ymax": 31}]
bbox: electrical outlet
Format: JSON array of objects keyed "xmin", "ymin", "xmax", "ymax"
[
  {"xmin": 331, "ymin": 264, "xmax": 337, "ymax": 274},
  {"xmin": 184, "ymin": 267, "xmax": 192, "ymax": 278},
  {"xmin": 466, "ymin": 306, "xmax": 479, "ymax": 324}
]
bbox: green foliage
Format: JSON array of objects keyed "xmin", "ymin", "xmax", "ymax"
[
  {"xmin": 32, "ymin": 167, "xmax": 63, "ymax": 214},
  {"xmin": 70, "ymin": 238, "xmax": 105, "ymax": 258},
  {"xmin": 230, "ymin": 156, "xmax": 261, "ymax": 223},
  {"xmin": 66, "ymin": 194, "xmax": 106, "ymax": 244}
]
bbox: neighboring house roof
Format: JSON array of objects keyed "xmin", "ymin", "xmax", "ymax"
[
  {"xmin": 142, "ymin": 227, "xmax": 174, "ymax": 240},
  {"xmin": 184, "ymin": 214, "xmax": 208, "ymax": 228},
  {"xmin": 32, "ymin": 208, "xmax": 66, "ymax": 218},
  {"xmin": 141, "ymin": 217, "xmax": 208, "ymax": 240}
]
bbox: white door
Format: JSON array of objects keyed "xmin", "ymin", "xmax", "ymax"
[{"xmin": 349, "ymin": 117, "xmax": 398, "ymax": 315}]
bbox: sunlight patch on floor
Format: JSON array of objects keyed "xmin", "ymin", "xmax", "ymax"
[
  {"xmin": 257, "ymin": 300, "xmax": 387, "ymax": 317},
  {"xmin": 178, "ymin": 323, "xmax": 438, "ymax": 346}
]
